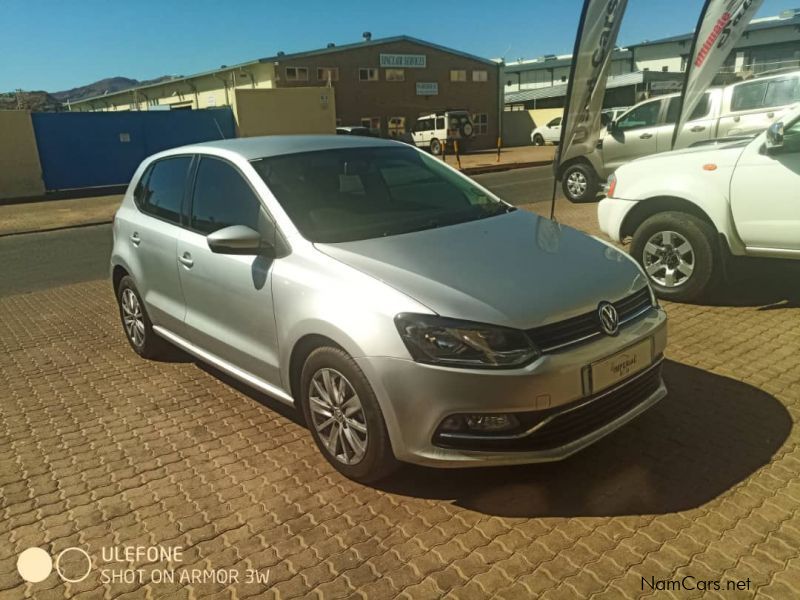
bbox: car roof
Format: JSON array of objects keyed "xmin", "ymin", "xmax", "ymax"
[{"xmin": 154, "ymin": 134, "xmax": 402, "ymax": 161}]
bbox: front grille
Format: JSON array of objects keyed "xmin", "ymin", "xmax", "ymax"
[
  {"xmin": 526, "ymin": 287, "xmax": 652, "ymax": 353},
  {"xmin": 434, "ymin": 361, "xmax": 663, "ymax": 452}
]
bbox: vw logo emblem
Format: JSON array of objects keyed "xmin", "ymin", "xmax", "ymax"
[{"xmin": 598, "ymin": 302, "xmax": 619, "ymax": 336}]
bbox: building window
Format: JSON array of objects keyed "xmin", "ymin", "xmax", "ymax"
[
  {"xmin": 450, "ymin": 70, "xmax": 467, "ymax": 82},
  {"xmin": 359, "ymin": 68, "xmax": 379, "ymax": 81},
  {"xmin": 317, "ymin": 67, "xmax": 339, "ymax": 82},
  {"xmin": 561, "ymin": 76, "xmax": 567, "ymax": 82},
  {"xmin": 388, "ymin": 116, "xmax": 405, "ymax": 137},
  {"xmin": 361, "ymin": 116, "xmax": 381, "ymax": 133},
  {"xmin": 472, "ymin": 70, "xmax": 488, "ymax": 82},
  {"xmin": 285, "ymin": 67, "xmax": 308, "ymax": 81},
  {"xmin": 662, "ymin": 66, "xmax": 669, "ymax": 72},
  {"xmin": 472, "ymin": 113, "xmax": 488, "ymax": 135},
  {"xmin": 385, "ymin": 69, "xmax": 405, "ymax": 82}
]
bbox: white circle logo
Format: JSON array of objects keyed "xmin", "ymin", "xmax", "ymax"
[
  {"xmin": 55, "ymin": 547, "xmax": 92, "ymax": 583},
  {"xmin": 17, "ymin": 547, "xmax": 53, "ymax": 583}
]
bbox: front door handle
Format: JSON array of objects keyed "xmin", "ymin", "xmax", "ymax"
[
  {"xmin": 130, "ymin": 232, "xmax": 141, "ymax": 246},
  {"xmin": 178, "ymin": 252, "xmax": 194, "ymax": 268},
  {"xmin": 639, "ymin": 133, "xmax": 653, "ymax": 139},
  {"xmin": 767, "ymin": 112, "xmax": 775, "ymax": 119},
  {"xmin": 690, "ymin": 125, "xmax": 706, "ymax": 132}
]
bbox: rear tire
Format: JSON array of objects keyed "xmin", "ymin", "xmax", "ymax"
[
  {"xmin": 561, "ymin": 162, "xmax": 599, "ymax": 203},
  {"xmin": 533, "ymin": 134, "xmax": 545, "ymax": 146},
  {"xmin": 116, "ymin": 275, "xmax": 171, "ymax": 359},
  {"xmin": 630, "ymin": 211, "xmax": 719, "ymax": 303},
  {"xmin": 430, "ymin": 139, "xmax": 442, "ymax": 155},
  {"xmin": 300, "ymin": 346, "xmax": 399, "ymax": 483}
]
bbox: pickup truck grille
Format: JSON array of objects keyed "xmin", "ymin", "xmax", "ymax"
[{"xmin": 526, "ymin": 287, "xmax": 653, "ymax": 353}]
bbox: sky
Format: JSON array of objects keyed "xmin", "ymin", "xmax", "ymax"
[{"xmin": 0, "ymin": 0, "xmax": 791, "ymax": 92}]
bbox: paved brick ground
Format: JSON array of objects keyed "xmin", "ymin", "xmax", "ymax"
[{"xmin": 1, "ymin": 200, "xmax": 799, "ymax": 599}]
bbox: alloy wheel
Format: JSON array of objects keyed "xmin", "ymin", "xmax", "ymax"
[
  {"xmin": 308, "ymin": 368, "xmax": 368, "ymax": 465},
  {"xmin": 566, "ymin": 171, "xmax": 587, "ymax": 197},
  {"xmin": 121, "ymin": 288, "xmax": 145, "ymax": 347},
  {"xmin": 642, "ymin": 230, "xmax": 695, "ymax": 288}
]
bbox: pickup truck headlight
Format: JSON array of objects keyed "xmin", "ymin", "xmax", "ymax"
[{"xmin": 394, "ymin": 313, "xmax": 541, "ymax": 369}]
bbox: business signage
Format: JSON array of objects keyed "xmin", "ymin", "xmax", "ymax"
[
  {"xmin": 416, "ymin": 82, "xmax": 438, "ymax": 96},
  {"xmin": 380, "ymin": 53, "xmax": 427, "ymax": 68}
]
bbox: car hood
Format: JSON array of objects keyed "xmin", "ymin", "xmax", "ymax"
[
  {"xmin": 627, "ymin": 140, "xmax": 749, "ymax": 168},
  {"xmin": 315, "ymin": 210, "xmax": 648, "ymax": 329}
]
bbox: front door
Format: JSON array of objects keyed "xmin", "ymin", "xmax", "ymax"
[
  {"xmin": 544, "ymin": 117, "xmax": 562, "ymax": 143},
  {"xmin": 659, "ymin": 93, "xmax": 716, "ymax": 150},
  {"xmin": 600, "ymin": 98, "xmax": 663, "ymax": 174},
  {"xmin": 730, "ymin": 119, "xmax": 800, "ymax": 251},
  {"xmin": 177, "ymin": 155, "xmax": 282, "ymax": 385}
]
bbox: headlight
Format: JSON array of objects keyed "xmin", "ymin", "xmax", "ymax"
[{"xmin": 394, "ymin": 313, "xmax": 541, "ymax": 369}]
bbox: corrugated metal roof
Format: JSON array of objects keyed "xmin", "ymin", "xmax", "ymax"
[
  {"xmin": 504, "ymin": 50, "xmax": 631, "ymax": 73},
  {"xmin": 504, "ymin": 71, "xmax": 645, "ymax": 104}
]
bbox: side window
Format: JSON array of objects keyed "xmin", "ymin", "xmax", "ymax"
[
  {"xmin": 435, "ymin": 117, "xmax": 445, "ymax": 129},
  {"xmin": 616, "ymin": 100, "xmax": 662, "ymax": 131},
  {"xmin": 731, "ymin": 80, "xmax": 768, "ymax": 112},
  {"xmin": 139, "ymin": 157, "xmax": 191, "ymax": 224},
  {"xmin": 191, "ymin": 157, "xmax": 261, "ymax": 235},
  {"xmin": 764, "ymin": 77, "xmax": 800, "ymax": 108},
  {"xmin": 780, "ymin": 118, "xmax": 800, "ymax": 154},
  {"xmin": 547, "ymin": 117, "xmax": 562, "ymax": 127},
  {"xmin": 665, "ymin": 93, "xmax": 711, "ymax": 124}
]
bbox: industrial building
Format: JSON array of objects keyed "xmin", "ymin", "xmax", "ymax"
[{"xmin": 70, "ymin": 35, "xmax": 502, "ymax": 148}]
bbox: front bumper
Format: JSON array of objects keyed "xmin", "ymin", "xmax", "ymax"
[
  {"xmin": 356, "ymin": 307, "xmax": 667, "ymax": 467},
  {"xmin": 597, "ymin": 197, "xmax": 639, "ymax": 243}
]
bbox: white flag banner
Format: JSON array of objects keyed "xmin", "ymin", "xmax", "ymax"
[
  {"xmin": 672, "ymin": 0, "xmax": 765, "ymax": 147},
  {"xmin": 557, "ymin": 0, "xmax": 629, "ymax": 166}
]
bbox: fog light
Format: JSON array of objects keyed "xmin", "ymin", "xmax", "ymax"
[
  {"xmin": 439, "ymin": 415, "xmax": 464, "ymax": 432},
  {"xmin": 465, "ymin": 414, "xmax": 519, "ymax": 432}
]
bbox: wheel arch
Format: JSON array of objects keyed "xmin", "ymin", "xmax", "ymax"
[
  {"xmin": 620, "ymin": 196, "xmax": 717, "ymax": 241},
  {"xmin": 112, "ymin": 264, "xmax": 130, "ymax": 294},
  {"xmin": 288, "ymin": 333, "xmax": 345, "ymax": 403},
  {"xmin": 556, "ymin": 155, "xmax": 597, "ymax": 180}
]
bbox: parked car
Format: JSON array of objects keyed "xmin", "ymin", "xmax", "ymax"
[
  {"xmin": 336, "ymin": 126, "xmax": 374, "ymax": 136},
  {"xmin": 111, "ymin": 136, "xmax": 667, "ymax": 482},
  {"xmin": 599, "ymin": 105, "xmax": 800, "ymax": 302},
  {"xmin": 560, "ymin": 69, "xmax": 800, "ymax": 203},
  {"xmin": 531, "ymin": 116, "xmax": 562, "ymax": 145},
  {"xmin": 410, "ymin": 110, "xmax": 475, "ymax": 155}
]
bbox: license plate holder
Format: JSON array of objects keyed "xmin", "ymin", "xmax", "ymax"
[{"xmin": 590, "ymin": 338, "xmax": 652, "ymax": 393}]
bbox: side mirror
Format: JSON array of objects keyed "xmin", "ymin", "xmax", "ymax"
[
  {"xmin": 207, "ymin": 225, "xmax": 272, "ymax": 256},
  {"xmin": 766, "ymin": 122, "xmax": 785, "ymax": 152},
  {"xmin": 607, "ymin": 120, "xmax": 618, "ymax": 132}
]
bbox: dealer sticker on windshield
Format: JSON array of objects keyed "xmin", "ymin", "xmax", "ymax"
[{"xmin": 591, "ymin": 338, "xmax": 652, "ymax": 393}]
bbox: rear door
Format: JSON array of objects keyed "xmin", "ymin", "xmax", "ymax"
[
  {"xmin": 659, "ymin": 92, "xmax": 716, "ymax": 150},
  {"xmin": 176, "ymin": 155, "xmax": 282, "ymax": 385},
  {"xmin": 599, "ymin": 98, "xmax": 663, "ymax": 173},
  {"xmin": 129, "ymin": 155, "xmax": 193, "ymax": 333}
]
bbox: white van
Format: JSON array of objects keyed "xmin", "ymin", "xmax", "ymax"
[{"xmin": 559, "ymin": 69, "xmax": 800, "ymax": 202}]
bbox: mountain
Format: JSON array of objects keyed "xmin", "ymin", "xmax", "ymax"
[
  {"xmin": 0, "ymin": 91, "xmax": 62, "ymax": 112},
  {"xmin": 52, "ymin": 75, "xmax": 176, "ymax": 103}
]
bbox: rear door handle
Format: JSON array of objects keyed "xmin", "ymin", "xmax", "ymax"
[
  {"xmin": 178, "ymin": 252, "xmax": 194, "ymax": 268},
  {"xmin": 691, "ymin": 126, "xmax": 706, "ymax": 132},
  {"xmin": 639, "ymin": 133, "xmax": 653, "ymax": 139},
  {"xmin": 130, "ymin": 232, "xmax": 141, "ymax": 246}
]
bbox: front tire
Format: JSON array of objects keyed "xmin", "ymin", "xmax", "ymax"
[
  {"xmin": 630, "ymin": 211, "xmax": 719, "ymax": 302},
  {"xmin": 430, "ymin": 139, "xmax": 442, "ymax": 155},
  {"xmin": 300, "ymin": 347, "xmax": 399, "ymax": 483},
  {"xmin": 561, "ymin": 163, "xmax": 599, "ymax": 203},
  {"xmin": 116, "ymin": 275, "xmax": 171, "ymax": 359},
  {"xmin": 533, "ymin": 134, "xmax": 545, "ymax": 146}
]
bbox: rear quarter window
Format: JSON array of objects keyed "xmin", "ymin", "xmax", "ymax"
[{"xmin": 137, "ymin": 156, "xmax": 192, "ymax": 224}]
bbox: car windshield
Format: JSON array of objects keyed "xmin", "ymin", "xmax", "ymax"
[{"xmin": 250, "ymin": 146, "xmax": 514, "ymax": 243}]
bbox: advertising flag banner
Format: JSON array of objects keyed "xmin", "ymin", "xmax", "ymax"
[
  {"xmin": 557, "ymin": 0, "xmax": 629, "ymax": 167},
  {"xmin": 672, "ymin": 0, "xmax": 765, "ymax": 147}
]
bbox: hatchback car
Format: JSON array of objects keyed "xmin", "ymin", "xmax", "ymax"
[{"xmin": 111, "ymin": 136, "xmax": 667, "ymax": 482}]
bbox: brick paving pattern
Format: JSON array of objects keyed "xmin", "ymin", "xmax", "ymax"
[{"xmin": 1, "ymin": 200, "xmax": 799, "ymax": 599}]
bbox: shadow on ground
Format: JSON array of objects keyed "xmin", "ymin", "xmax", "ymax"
[
  {"xmin": 705, "ymin": 257, "xmax": 800, "ymax": 309},
  {"xmin": 374, "ymin": 360, "xmax": 791, "ymax": 518}
]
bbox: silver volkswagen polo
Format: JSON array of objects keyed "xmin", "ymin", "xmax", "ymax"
[{"xmin": 111, "ymin": 136, "xmax": 667, "ymax": 482}]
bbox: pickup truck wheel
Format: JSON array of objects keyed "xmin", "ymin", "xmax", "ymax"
[
  {"xmin": 533, "ymin": 134, "xmax": 545, "ymax": 146},
  {"xmin": 561, "ymin": 163, "xmax": 599, "ymax": 203},
  {"xmin": 630, "ymin": 212, "xmax": 719, "ymax": 302}
]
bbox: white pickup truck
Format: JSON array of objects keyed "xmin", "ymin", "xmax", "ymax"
[{"xmin": 598, "ymin": 106, "xmax": 800, "ymax": 302}]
